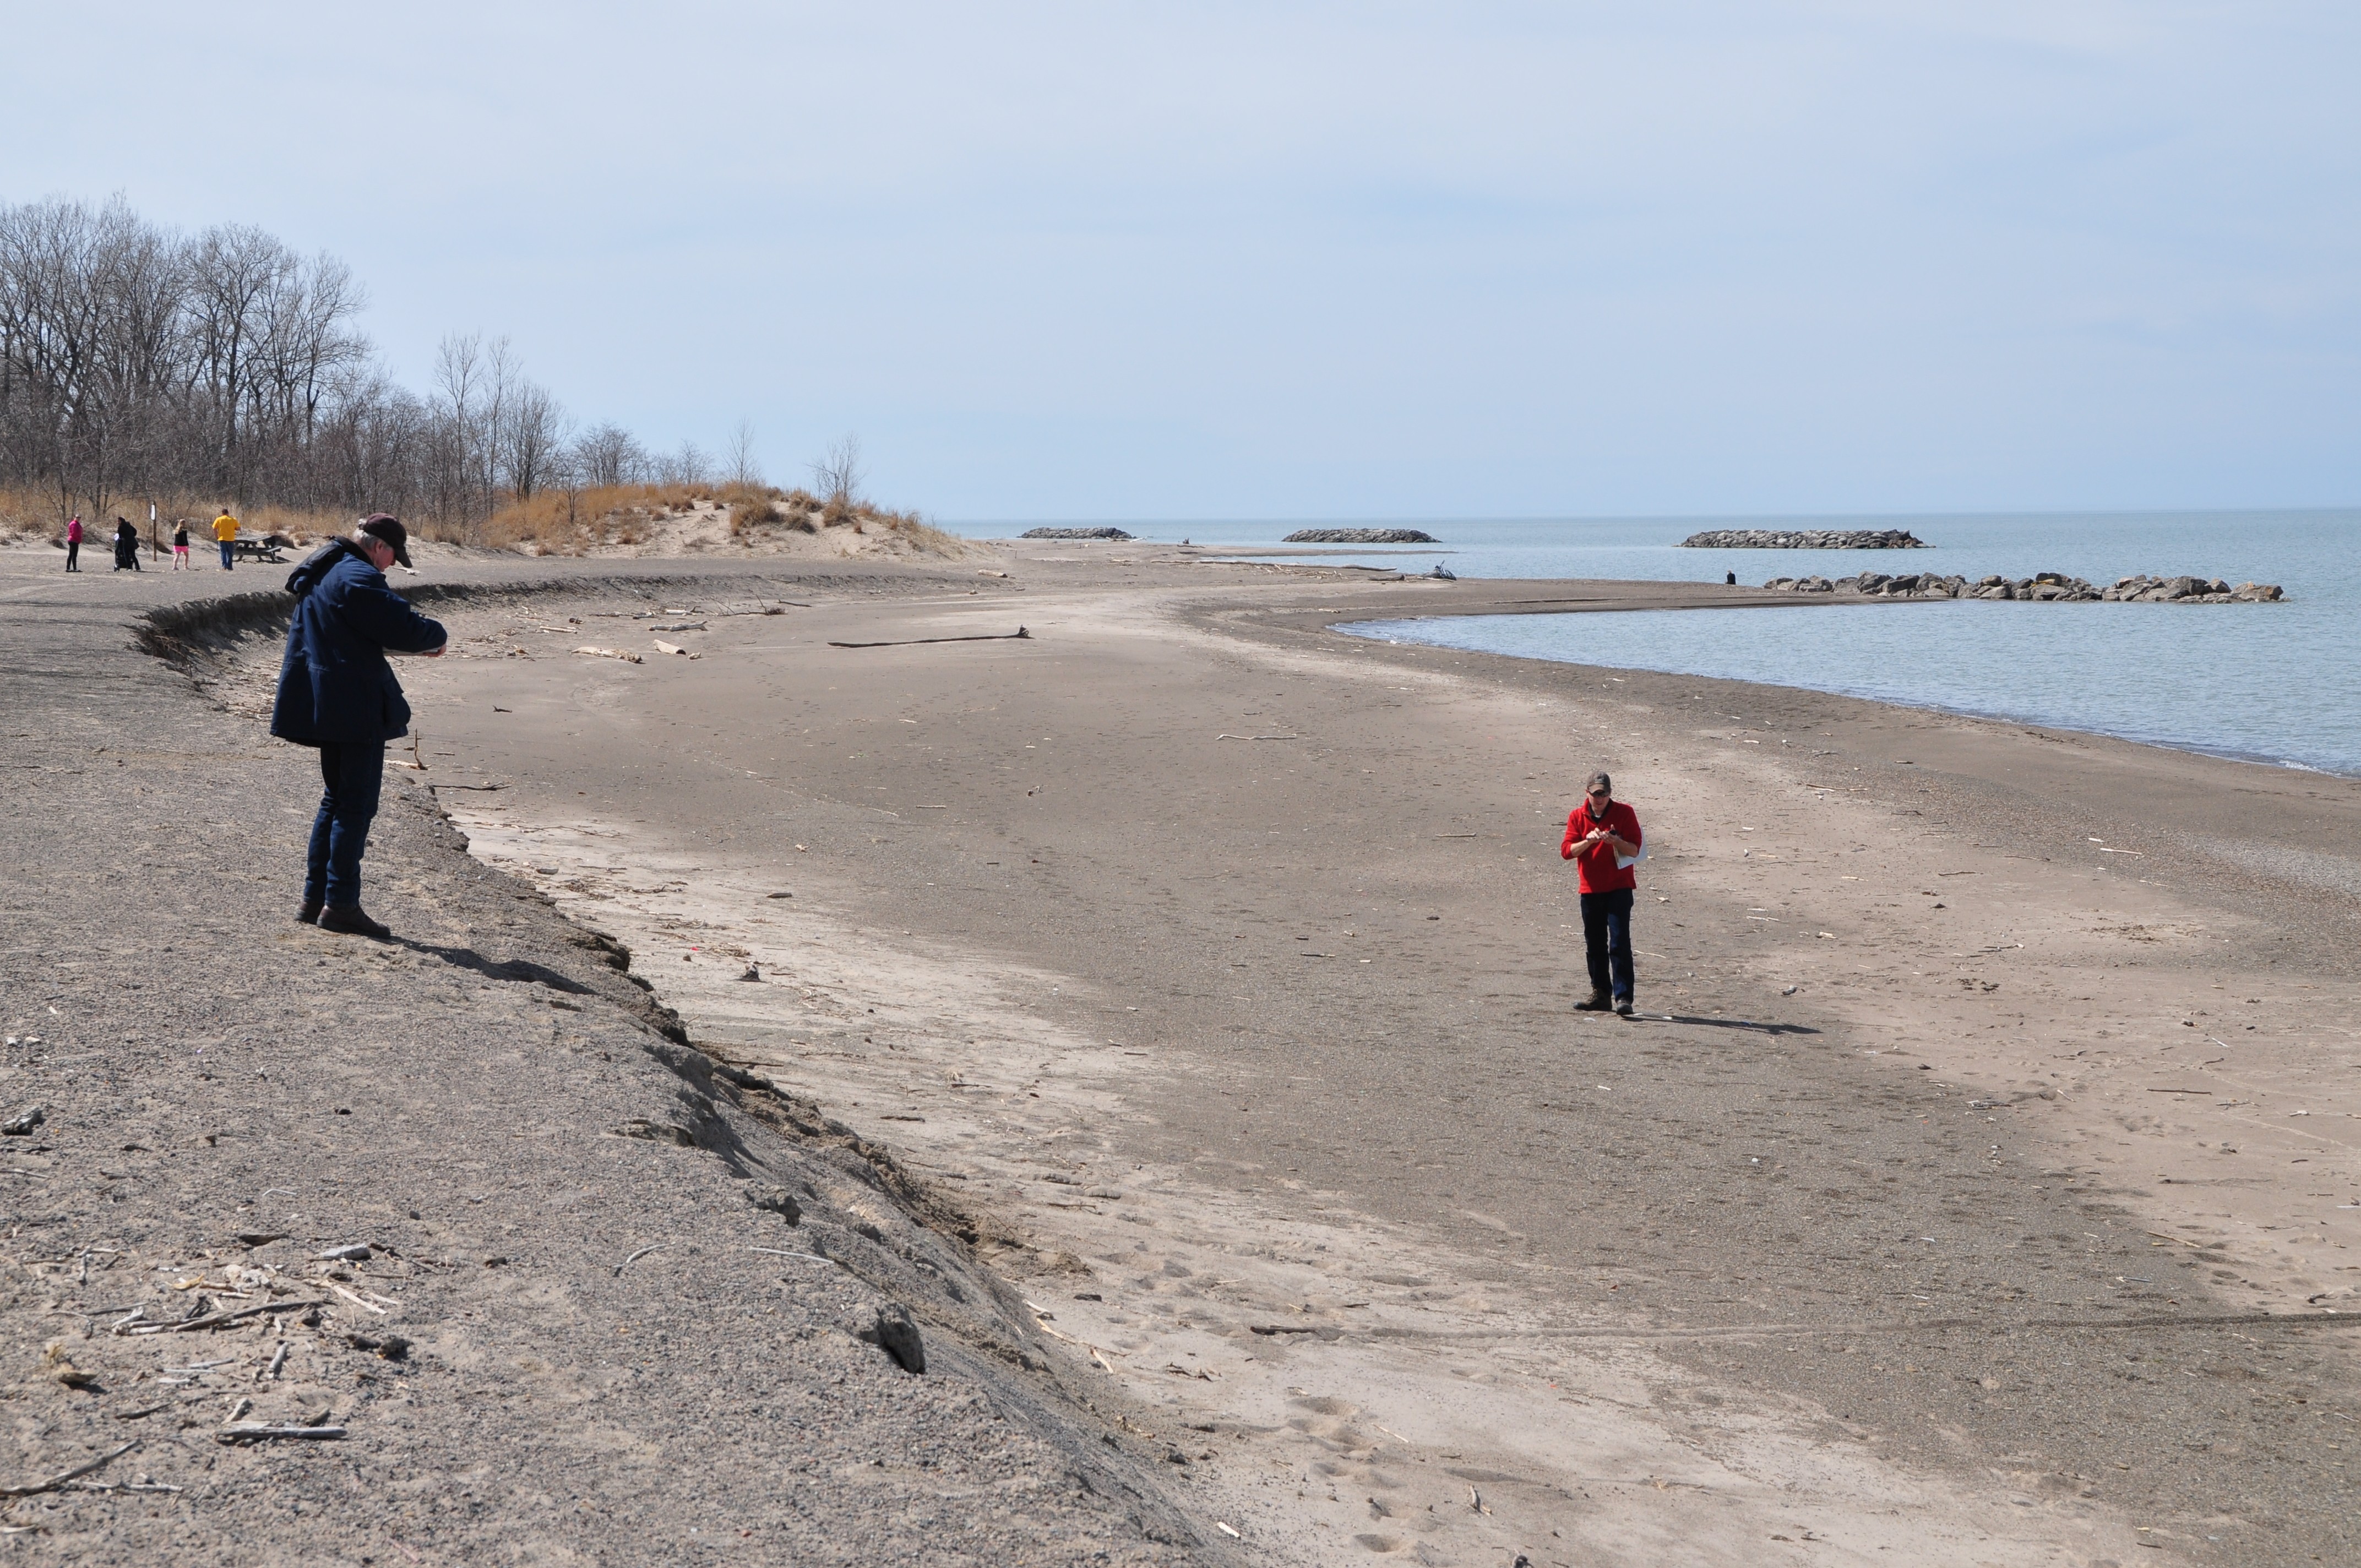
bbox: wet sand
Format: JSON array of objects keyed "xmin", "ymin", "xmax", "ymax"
[{"xmin": 191, "ymin": 542, "xmax": 2361, "ymax": 1562}]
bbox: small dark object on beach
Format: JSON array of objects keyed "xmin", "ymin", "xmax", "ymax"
[
  {"xmin": 746, "ymin": 1185, "xmax": 803, "ymax": 1224},
  {"xmin": 346, "ymin": 1331, "xmax": 409, "ymax": 1360},
  {"xmin": 1283, "ymin": 527, "xmax": 1439, "ymax": 544},
  {"xmin": 864, "ymin": 1307, "xmax": 926, "ymax": 1373},
  {"xmin": 1681, "ymin": 529, "xmax": 1927, "ymax": 549},
  {"xmin": 1426, "ymin": 562, "xmax": 1456, "ymax": 580},
  {"xmin": 2, "ymin": 1105, "xmax": 46, "ymax": 1135},
  {"xmin": 1021, "ymin": 527, "xmax": 1132, "ymax": 540}
]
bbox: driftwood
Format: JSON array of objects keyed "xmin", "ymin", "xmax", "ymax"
[
  {"xmin": 124, "ymin": 1299, "xmax": 323, "ymax": 1336},
  {"xmin": 828, "ymin": 628, "xmax": 1030, "ymax": 649},
  {"xmin": 0, "ymin": 1441, "xmax": 138, "ymax": 1498},
  {"xmin": 218, "ymin": 1423, "xmax": 345, "ymax": 1443}
]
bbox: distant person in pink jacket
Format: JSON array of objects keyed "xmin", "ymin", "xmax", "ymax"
[{"xmin": 64, "ymin": 515, "xmax": 82, "ymax": 572}]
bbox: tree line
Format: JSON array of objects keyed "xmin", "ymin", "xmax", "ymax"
[{"xmin": 0, "ymin": 194, "xmax": 730, "ymax": 536}]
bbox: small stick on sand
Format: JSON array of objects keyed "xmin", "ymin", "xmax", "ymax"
[
  {"xmin": 321, "ymin": 1282, "xmax": 389, "ymax": 1316},
  {"xmin": 217, "ymin": 1423, "xmax": 345, "ymax": 1443},
  {"xmin": 126, "ymin": 1300, "xmax": 323, "ymax": 1336},
  {"xmin": 263, "ymin": 1343, "xmax": 289, "ymax": 1381},
  {"xmin": 0, "ymin": 1441, "xmax": 139, "ymax": 1498},
  {"xmin": 828, "ymin": 628, "xmax": 1031, "ymax": 649},
  {"xmin": 615, "ymin": 1245, "xmax": 661, "ymax": 1276},
  {"xmin": 747, "ymin": 1246, "xmax": 841, "ymax": 1268}
]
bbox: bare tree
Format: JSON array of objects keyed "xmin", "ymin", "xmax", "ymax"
[
  {"xmin": 810, "ymin": 433, "xmax": 863, "ymax": 504},
  {"xmin": 0, "ymin": 194, "xmax": 708, "ymax": 537},
  {"xmin": 725, "ymin": 419, "xmax": 762, "ymax": 488},
  {"xmin": 659, "ymin": 439, "xmax": 711, "ymax": 488},
  {"xmin": 568, "ymin": 421, "xmax": 645, "ymax": 488},
  {"xmin": 500, "ymin": 380, "xmax": 565, "ymax": 502},
  {"xmin": 430, "ymin": 333, "xmax": 485, "ymax": 535}
]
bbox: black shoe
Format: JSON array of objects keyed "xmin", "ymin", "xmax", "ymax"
[
  {"xmin": 1574, "ymin": 993, "xmax": 1612, "ymax": 1012},
  {"xmin": 297, "ymin": 900, "xmax": 323, "ymax": 925},
  {"xmin": 1615, "ymin": 1000, "xmax": 1635, "ymax": 1017},
  {"xmin": 318, "ymin": 905, "xmax": 392, "ymax": 940}
]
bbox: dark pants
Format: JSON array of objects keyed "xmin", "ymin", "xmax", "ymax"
[
  {"xmin": 64, "ymin": 541, "xmax": 78, "ymax": 570},
  {"xmin": 306, "ymin": 741, "xmax": 384, "ymax": 909},
  {"xmin": 219, "ymin": 541, "xmax": 235, "ymax": 569},
  {"xmin": 1580, "ymin": 888, "xmax": 1635, "ymax": 1003}
]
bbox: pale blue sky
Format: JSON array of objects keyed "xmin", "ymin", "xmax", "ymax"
[{"xmin": 10, "ymin": 2, "xmax": 2356, "ymax": 519}]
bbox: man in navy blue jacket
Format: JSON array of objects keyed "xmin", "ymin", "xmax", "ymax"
[{"xmin": 271, "ymin": 515, "xmax": 447, "ymax": 939}]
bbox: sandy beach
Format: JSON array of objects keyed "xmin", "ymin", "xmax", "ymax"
[
  {"xmin": 357, "ymin": 542, "xmax": 2361, "ymax": 1558},
  {"xmin": 10, "ymin": 539, "xmax": 2357, "ymax": 1563}
]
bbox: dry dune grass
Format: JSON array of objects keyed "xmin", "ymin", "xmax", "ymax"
[
  {"xmin": 476, "ymin": 483, "xmax": 969, "ymax": 560},
  {"xmin": 2, "ymin": 481, "xmax": 969, "ymax": 563}
]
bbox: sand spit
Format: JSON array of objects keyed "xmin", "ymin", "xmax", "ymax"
[{"xmin": 25, "ymin": 541, "xmax": 2361, "ymax": 1563}]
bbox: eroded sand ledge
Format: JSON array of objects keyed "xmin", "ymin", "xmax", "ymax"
[{"xmin": 18, "ymin": 542, "xmax": 2358, "ymax": 1563}]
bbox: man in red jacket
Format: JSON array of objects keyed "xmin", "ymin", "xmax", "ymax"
[{"xmin": 1560, "ymin": 771, "xmax": 1644, "ymax": 1016}]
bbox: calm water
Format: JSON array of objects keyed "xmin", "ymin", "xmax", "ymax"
[{"xmin": 951, "ymin": 513, "xmax": 2361, "ymax": 776}]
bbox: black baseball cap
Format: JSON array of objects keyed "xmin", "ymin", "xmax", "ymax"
[{"xmin": 358, "ymin": 514, "xmax": 412, "ymax": 568}]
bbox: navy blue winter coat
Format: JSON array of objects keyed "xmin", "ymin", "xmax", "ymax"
[{"xmin": 269, "ymin": 541, "xmax": 448, "ymax": 746}]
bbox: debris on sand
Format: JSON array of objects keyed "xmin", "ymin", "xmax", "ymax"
[{"xmin": 573, "ymin": 646, "xmax": 644, "ymax": 663}]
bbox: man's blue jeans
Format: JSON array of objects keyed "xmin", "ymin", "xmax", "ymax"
[
  {"xmin": 218, "ymin": 541, "xmax": 234, "ymax": 569},
  {"xmin": 1580, "ymin": 888, "xmax": 1635, "ymax": 1003},
  {"xmin": 305, "ymin": 741, "xmax": 384, "ymax": 908}
]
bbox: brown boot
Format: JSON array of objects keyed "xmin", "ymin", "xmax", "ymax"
[
  {"xmin": 1574, "ymin": 992, "xmax": 1612, "ymax": 1012},
  {"xmin": 319, "ymin": 905, "xmax": 393, "ymax": 941}
]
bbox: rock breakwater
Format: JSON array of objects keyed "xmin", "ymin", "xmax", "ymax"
[
  {"xmin": 1282, "ymin": 527, "xmax": 1440, "ymax": 544},
  {"xmin": 1682, "ymin": 529, "xmax": 1927, "ymax": 549},
  {"xmin": 1021, "ymin": 526, "xmax": 1133, "ymax": 540},
  {"xmin": 1762, "ymin": 571, "xmax": 2286, "ymax": 602}
]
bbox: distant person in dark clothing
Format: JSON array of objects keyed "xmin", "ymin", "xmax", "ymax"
[
  {"xmin": 271, "ymin": 515, "xmax": 447, "ymax": 939},
  {"xmin": 1560, "ymin": 771, "xmax": 1645, "ymax": 1016},
  {"xmin": 1726, "ymin": 570, "xmax": 1736, "ymax": 585},
  {"xmin": 64, "ymin": 515, "xmax": 81, "ymax": 571},
  {"xmin": 112, "ymin": 518, "xmax": 142, "ymax": 570}
]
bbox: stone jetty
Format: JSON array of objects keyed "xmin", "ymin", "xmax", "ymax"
[
  {"xmin": 1681, "ymin": 529, "xmax": 1927, "ymax": 549},
  {"xmin": 1021, "ymin": 526, "xmax": 1133, "ymax": 540},
  {"xmin": 1761, "ymin": 571, "xmax": 2286, "ymax": 602},
  {"xmin": 1282, "ymin": 527, "xmax": 1440, "ymax": 544}
]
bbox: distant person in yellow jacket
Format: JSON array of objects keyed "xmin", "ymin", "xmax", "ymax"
[{"xmin": 213, "ymin": 510, "xmax": 239, "ymax": 569}]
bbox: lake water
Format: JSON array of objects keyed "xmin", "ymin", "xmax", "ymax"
[{"xmin": 950, "ymin": 513, "xmax": 2361, "ymax": 776}]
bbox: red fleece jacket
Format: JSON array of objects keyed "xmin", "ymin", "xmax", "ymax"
[{"xmin": 1560, "ymin": 799, "xmax": 1642, "ymax": 893}]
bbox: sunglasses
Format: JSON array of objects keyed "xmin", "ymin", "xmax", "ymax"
[{"xmin": 1586, "ymin": 788, "xmax": 1610, "ymax": 798}]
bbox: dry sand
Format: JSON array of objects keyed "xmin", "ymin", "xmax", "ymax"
[
  {"xmin": 24, "ymin": 537, "xmax": 2357, "ymax": 1563},
  {"xmin": 363, "ymin": 541, "xmax": 2358, "ymax": 1563}
]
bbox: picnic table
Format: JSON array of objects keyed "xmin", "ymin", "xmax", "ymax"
[{"xmin": 231, "ymin": 537, "xmax": 291, "ymax": 564}]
